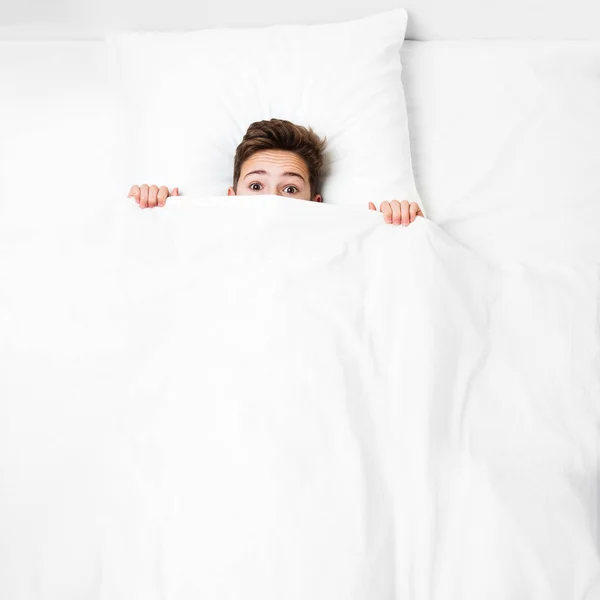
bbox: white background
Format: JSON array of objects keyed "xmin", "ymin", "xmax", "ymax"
[{"xmin": 1, "ymin": 0, "xmax": 600, "ymax": 40}]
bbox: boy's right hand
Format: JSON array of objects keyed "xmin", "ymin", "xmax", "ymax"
[{"xmin": 128, "ymin": 184, "xmax": 179, "ymax": 209}]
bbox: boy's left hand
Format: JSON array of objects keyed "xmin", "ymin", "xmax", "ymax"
[{"xmin": 368, "ymin": 200, "xmax": 424, "ymax": 226}]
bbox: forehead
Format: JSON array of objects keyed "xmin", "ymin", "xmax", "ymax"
[{"xmin": 241, "ymin": 150, "xmax": 309, "ymax": 175}]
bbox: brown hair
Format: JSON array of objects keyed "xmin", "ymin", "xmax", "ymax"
[{"xmin": 232, "ymin": 119, "xmax": 327, "ymax": 197}]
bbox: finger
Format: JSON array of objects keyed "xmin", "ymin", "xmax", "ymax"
[
  {"xmin": 401, "ymin": 200, "xmax": 410, "ymax": 226},
  {"xmin": 128, "ymin": 184, "xmax": 140, "ymax": 204},
  {"xmin": 380, "ymin": 201, "xmax": 392, "ymax": 224},
  {"xmin": 157, "ymin": 186, "xmax": 169, "ymax": 207},
  {"xmin": 139, "ymin": 184, "xmax": 149, "ymax": 209},
  {"xmin": 416, "ymin": 206, "xmax": 424, "ymax": 218},
  {"xmin": 172, "ymin": 187, "xmax": 179, "ymax": 196},
  {"xmin": 368, "ymin": 201, "xmax": 376, "ymax": 211},
  {"xmin": 409, "ymin": 202, "xmax": 418, "ymax": 223},
  {"xmin": 148, "ymin": 185, "xmax": 159, "ymax": 208},
  {"xmin": 391, "ymin": 199, "xmax": 401, "ymax": 225}
]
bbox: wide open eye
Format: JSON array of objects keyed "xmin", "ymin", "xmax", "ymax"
[
  {"xmin": 249, "ymin": 182, "xmax": 263, "ymax": 191},
  {"xmin": 283, "ymin": 185, "xmax": 299, "ymax": 194}
]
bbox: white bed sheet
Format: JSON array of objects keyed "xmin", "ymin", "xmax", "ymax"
[
  {"xmin": 1, "ymin": 194, "xmax": 598, "ymax": 599},
  {"xmin": 1, "ymin": 32, "xmax": 600, "ymax": 600}
]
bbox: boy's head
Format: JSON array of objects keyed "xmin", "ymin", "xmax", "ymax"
[{"xmin": 228, "ymin": 118, "xmax": 327, "ymax": 202}]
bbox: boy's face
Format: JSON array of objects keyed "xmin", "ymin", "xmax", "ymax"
[{"xmin": 228, "ymin": 149, "xmax": 322, "ymax": 202}]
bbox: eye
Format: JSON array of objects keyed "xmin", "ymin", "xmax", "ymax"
[
  {"xmin": 283, "ymin": 185, "xmax": 299, "ymax": 194},
  {"xmin": 249, "ymin": 182, "xmax": 262, "ymax": 191}
]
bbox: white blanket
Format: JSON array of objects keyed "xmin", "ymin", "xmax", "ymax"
[{"xmin": 1, "ymin": 195, "xmax": 598, "ymax": 599}]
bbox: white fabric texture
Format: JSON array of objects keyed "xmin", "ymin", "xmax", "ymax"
[
  {"xmin": 105, "ymin": 9, "xmax": 422, "ymax": 208},
  {"xmin": 0, "ymin": 41, "xmax": 118, "ymax": 223},
  {"xmin": 401, "ymin": 41, "xmax": 600, "ymax": 232},
  {"xmin": 1, "ymin": 35, "xmax": 600, "ymax": 600},
  {"xmin": 1, "ymin": 193, "xmax": 599, "ymax": 599}
]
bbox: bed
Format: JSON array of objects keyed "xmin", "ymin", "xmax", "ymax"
[{"xmin": 1, "ymin": 7, "xmax": 599, "ymax": 600}]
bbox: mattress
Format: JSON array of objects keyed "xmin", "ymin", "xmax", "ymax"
[{"xmin": 0, "ymin": 39, "xmax": 599, "ymax": 599}]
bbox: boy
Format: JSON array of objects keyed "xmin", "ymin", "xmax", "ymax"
[{"xmin": 127, "ymin": 118, "xmax": 425, "ymax": 227}]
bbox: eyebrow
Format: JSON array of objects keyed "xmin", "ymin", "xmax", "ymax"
[{"xmin": 243, "ymin": 169, "xmax": 305, "ymax": 182}]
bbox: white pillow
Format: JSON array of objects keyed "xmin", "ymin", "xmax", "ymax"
[{"xmin": 106, "ymin": 9, "xmax": 422, "ymax": 209}]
